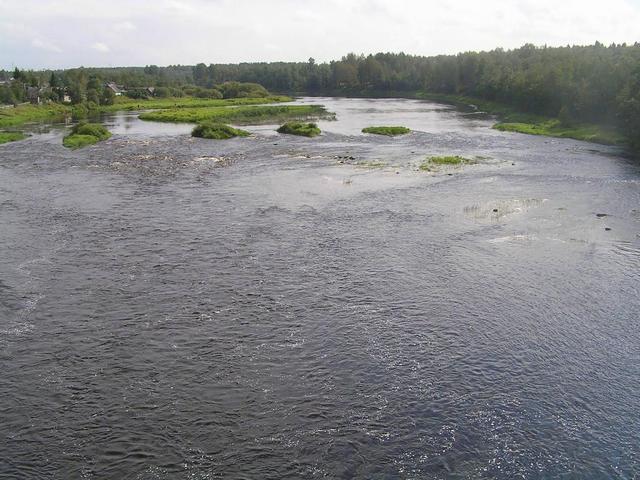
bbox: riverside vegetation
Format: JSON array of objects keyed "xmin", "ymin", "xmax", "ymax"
[{"xmin": 0, "ymin": 131, "xmax": 27, "ymax": 144}]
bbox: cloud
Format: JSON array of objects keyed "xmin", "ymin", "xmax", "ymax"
[
  {"xmin": 31, "ymin": 38, "xmax": 62, "ymax": 53},
  {"xmin": 114, "ymin": 21, "xmax": 136, "ymax": 31},
  {"xmin": 91, "ymin": 42, "xmax": 110, "ymax": 52},
  {"xmin": 2, "ymin": 0, "xmax": 640, "ymax": 68}
]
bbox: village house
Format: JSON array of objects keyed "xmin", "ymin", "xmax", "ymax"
[{"xmin": 105, "ymin": 82, "xmax": 125, "ymax": 96}]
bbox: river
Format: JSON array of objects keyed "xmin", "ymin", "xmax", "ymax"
[{"xmin": 1, "ymin": 97, "xmax": 639, "ymax": 479}]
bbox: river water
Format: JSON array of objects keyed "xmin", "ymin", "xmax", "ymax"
[{"xmin": 1, "ymin": 98, "xmax": 639, "ymax": 479}]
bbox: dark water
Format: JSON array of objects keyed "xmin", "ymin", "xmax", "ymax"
[{"xmin": 1, "ymin": 98, "xmax": 639, "ymax": 479}]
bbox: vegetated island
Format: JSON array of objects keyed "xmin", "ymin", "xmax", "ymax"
[
  {"xmin": 419, "ymin": 155, "xmax": 474, "ymax": 171},
  {"xmin": 63, "ymin": 123, "xmax": 111, "ymax": 149},
  {"xmin": 192, "ymin": 122, "xmax": 250, "ymax": 139},
  {"xmin": 362, "ymin": 126, "xmax": 411, "ymax": 136},
  {"xmin": 140, "ymin": 105, "xmax": 331, "ymax": 125},
  {"xmin": 276, "ymin": 122, "xmax": 321, "ymax": 137},
  {"xmin": 0, "ymin": 131, "xmax": 27, "ymax": 145}
]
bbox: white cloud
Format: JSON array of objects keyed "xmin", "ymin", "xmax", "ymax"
[
  {"xmin": 31, "ymin": 38, "xmax": 62, "ymax": 53},
  {"xmin": 114, "ymin": 21, "xmax": 136, "ymax": 31},
  {"xmin": 91, "ymin": 42, "xmax": 110, "ymax": 52},
  {"xmin": 1, "ymin": 0, "xmax": 639, "ymax": 68}
]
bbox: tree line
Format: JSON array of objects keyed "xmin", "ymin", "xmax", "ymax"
[
  {"xmin": 192, "ymin": 43, "xmax": 640, "ymax": 147},
  {"xmin": 2, "ymin": 43, "xmax": 639, "ymax": 147}
]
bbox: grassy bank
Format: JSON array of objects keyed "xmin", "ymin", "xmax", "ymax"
[
  {"xmin": 0, "ymin": 131, "xmax": 27, "ymax": 144},
  {"xmin": 493, "ymin": 119, "xmax": 625, "ymax": 145},
  {"xmin": 277, "ymin": 122, "xmax": 321, "ymax": 137},
  {"xmin": 140, "ymin": 104, "xmax": 331, "ymax": 125},
  {"xmin": 362, "ymin": 126, "xmax": 410, "ymax": 136},
  {"xmin": 416, "ymin": 92, "xmax": 625, "ymax": 146},
  {"xmin": 98, "ymin": 95, "xmax": 292, "ymax": 112},
  {"xmin": 0, "ymin": 96, "xmax": 293, "ymax": 129},
  {"xmin": 0, "ymin": 103, "xmax": 71, "ymax": 128},
  {"xmin": 63, "ymin": 123, "xmax": 111, "ymax": 149}
]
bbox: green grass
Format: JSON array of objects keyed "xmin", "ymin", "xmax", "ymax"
[
  {"xmin": 417, "ymin": 92, "xmax": 626, "ymax": 146},
  {"xmin": 63, "ymin": 122, "xmax": 111, "ymax": 149},
  {"xmin": 493, "ymin": 119, "xmax": 625, "ymax": 145},
  {"xmin": 99, "ymin": 95, "xmax": 292, "ymax": 112},
  {"xmin": 0, "ymin": 131, "xmax": 27, "ymax": 144},
  {"xmin": 420, "ymin": 155, "xmax": 474, "ymax": 171},
  {"xmin": 192, "ymin": 122, "xmax": 250, "ymax": 139},
  {"xmin": 362, "ymin": 126, "xmax": 411, "ymax": 136},
  {"xmin": 0, "ymin": 103, "xmax": 71, "ymax": 128},
  {"xmin": 0, "ymin": 96, "xmax": 292, "ymax": 128},
  {"xmin": 140, "ymin": 105, "xmax": 331, "ymax": 125},
  {"xmin": 276, "ymin": 122, "xmax": 321, "ymax": 137}
]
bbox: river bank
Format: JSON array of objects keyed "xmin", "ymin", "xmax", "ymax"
[
  {"xmin": 0, "ymin": 95, "xmax": 294, "ymax": 129},
  {"xmin": 289, "ymin": 90, "xmax": 628, "ymax": 148}
]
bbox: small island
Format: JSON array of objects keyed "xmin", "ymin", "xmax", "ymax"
[
  {"xmin": 63, "ymin": 123, "xmax": 112, "ymax": 149},
  {"xmin": 192, "ymin": 122, "xmax": 250, "ymax": 139},
  {"xmin": 362, "ymin": 126, "xmax": 411, "ymax": 136},
  {"xmin": 277, "ymin": 122, "xmax": 321, "ymax": 137},
  {"xmin": 420, "ymin": 155, "xmax": 474, "ymax": 171}
]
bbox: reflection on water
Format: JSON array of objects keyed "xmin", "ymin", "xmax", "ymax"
[
  {"xmin": 104, "ymin": 111, "xmax": 193, "ymax": 137},
  {"xmin": 0, "ymin": 98, "xmax": 639, "ymax": 479}
]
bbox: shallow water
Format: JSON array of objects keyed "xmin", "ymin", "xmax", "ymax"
[{"xmin": 1, "ymin": 98, "xmax": 639, "ymax": 479}]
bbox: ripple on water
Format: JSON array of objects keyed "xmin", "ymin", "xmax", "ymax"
[{"xmin": 1, "ymin": 97, "xmax": 639, "ymax": 479}]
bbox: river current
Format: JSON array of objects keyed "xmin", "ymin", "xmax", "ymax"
[{"xmin": 1, "ymin": 98, "xmax": 639, "ymax": 479}]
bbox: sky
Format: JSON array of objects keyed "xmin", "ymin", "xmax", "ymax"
[{"xmin": 1, "ymin": 0, "xmax": 640, "ymax": 69}]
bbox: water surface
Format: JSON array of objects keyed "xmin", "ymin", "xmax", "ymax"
[{"xmin": 1, "ymin": 98, "xmax": 639, "ymax": 479}]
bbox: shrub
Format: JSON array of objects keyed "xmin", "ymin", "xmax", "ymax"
[
  {"xmin": 194, "ymin": 88, "xmax": 223, "ymax": 99},
  {"xmin": 63, "ymin": 122, "xmax": 111, "ymax": 148},
  {"xmin": 218, "ymin": 82, "xmax": 270, "ymax": 99},
  {"xmin": 71, "ymin": 122, "xmax": 111, "ymax": 140}
]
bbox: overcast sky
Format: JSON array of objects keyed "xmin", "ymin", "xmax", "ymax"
[{"xmin": 1, "ymin": 0, "xmax": 640, "ymax": 69}]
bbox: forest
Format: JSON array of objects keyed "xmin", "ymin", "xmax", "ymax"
[{"xmin": 1, "ymin": 43, "xmax": 639, "ymax": 148}]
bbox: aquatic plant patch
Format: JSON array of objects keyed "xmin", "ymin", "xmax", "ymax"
[
  {"xmin": 276, "ymin": 122, "xmax": 321, "ymax": 137},
  {"xmin": 362, "ymin": 126, "xmax": 410, "ymax": 136},
  {"xmin": 192, "ymin": 122, "xmax": 250, "ymax": 139}
]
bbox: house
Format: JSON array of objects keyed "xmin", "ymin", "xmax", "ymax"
[
  {"xmin": 106, "ymin": 82, "xmax": 125, "ymax": 96},
  {"xmin": 60, "ymin": 88, "xmax": 71, "ymax": 103}
]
